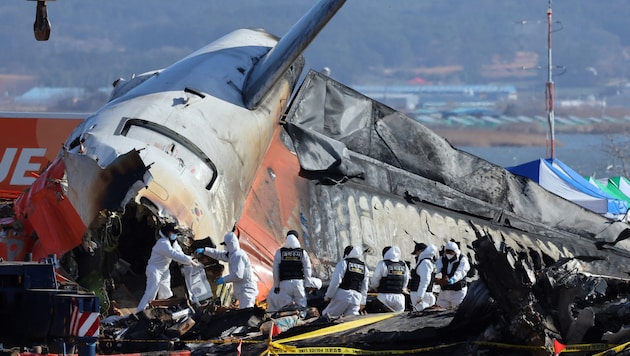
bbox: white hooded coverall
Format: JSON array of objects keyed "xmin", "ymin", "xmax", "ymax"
[
  {"xmin": 435, "ymin": 241, "xmax": 471, "ymax": 309},
  {"xmin": 410, "ymin": 244, "xmax": 438, "ymax": 311},
  {"xmin": 200, "ymin": 231, "xmax": 259, "ymax": 308},
  {"xmin": 137, "ymin": 232, "xmax": 197, "ymax": 311},
  {"xmin": 322, "ymin": 246, "xmax": 369, "ymax": 317},
  {"xmin": 269, "ymin": 233, "xmax": 313, "ymax": 311},
  {"xmin": 370, "ymin": 245, "xmax": 410, "ymax": 313}
]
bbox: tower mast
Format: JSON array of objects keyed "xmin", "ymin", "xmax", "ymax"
[{"xmin": 546, "ymin": 0, "xmax": 555, "ymax": 159}]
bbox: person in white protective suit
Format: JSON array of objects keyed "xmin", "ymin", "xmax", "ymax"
[
  {"xmin": 269, "ymin": 230, "xmax": 313, "ymax": 311},
  {"xmin": 370, "ymin": 245, "xmax": 410, "ymax": 313},
  {"xmin": 322, "ymin": 245, "xmax": 369, "ymax": 317},
  {"xmin": 434, "ymin": 240, "xmax": 470, "ymax": 309},
  {"xmin": 195, "ymin": 231, "xmax": 259, "ymax": 308},
  {"xmin": 409, "ymin": 244, "xmax": 438, "ymax": 311},
  {"xmin": 137, "ymin": 223, "xmax": 201, "ymax": 311},
  {"xmin": 267, "ymin": 277, "xmax": 321, "ymax": 314}
]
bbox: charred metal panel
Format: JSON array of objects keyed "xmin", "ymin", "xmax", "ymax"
[{"xmin": 285, "ymin": 70, "xmax": 630, "ymax": 244}]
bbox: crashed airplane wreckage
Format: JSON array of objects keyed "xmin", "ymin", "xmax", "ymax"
[
  {"xmin": 223, "ymin": 70, "xmax": 630, "ymax": 355},
  {"xmin": 69, "ymin": 70, "xmax": 630, "ymax": 355},
  {"xmin": 6, "ymin": 70, "xmax": 630, "ymax": 355},
  {"xmin": 2, "ymin": 0, "xmax": 630, "ymax": 354}
]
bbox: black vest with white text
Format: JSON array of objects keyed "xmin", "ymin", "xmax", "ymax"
[
  {"xmin": 339, "ymin": 257, "xmax": 366, "ymax": 292},
  {"xmin": 279, "ymin": 247, "xmax": 305, "ymax": 280},
  {"xmin": 377, "ymin": 260, "xmax": 406, "ymax": 294}
]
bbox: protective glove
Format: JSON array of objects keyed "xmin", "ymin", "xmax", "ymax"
[
  {"xmin": 195, "ymin": 247, "xmax": 205, "ymax": 255},
  {"xmin": 448, "ymin": 277, "xmax": 455, "ymax": 285},
  {"xmin": 274, "ymin": 287, "xmax": 280, "ymax": 294},
  {"xmin": 216, "ymin": 276, "xmax": 225, "ymax": 285},
  {"xmin": 191, "ymin": 260, "xmax": 201, "ymax": 268}
]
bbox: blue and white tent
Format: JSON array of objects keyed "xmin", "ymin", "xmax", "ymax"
[{"xmin": 507, "ymin": 158, "xmax": 628, "ymax": 215}]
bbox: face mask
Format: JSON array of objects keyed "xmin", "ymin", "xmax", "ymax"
[
  {"xmin": 445, "ymin": 253, "xmax": 455, "ymax": 259},
  {"xmin": 169, "ymin": 233, "xmax": 177, "ymax": 241}
]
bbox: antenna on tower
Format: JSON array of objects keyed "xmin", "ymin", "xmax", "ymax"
[
  {"xmin": 546, "ymin": 0, "xmax": 555, "ymax": 159},
  {"xmin": 517, "ymin": 4, "xmax": 564, "ymax": 159}
]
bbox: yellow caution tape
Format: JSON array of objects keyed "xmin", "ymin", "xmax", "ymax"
[
  {"xmin": 474, "ymin": 341, "xmax": 547, "ymax": 352},
  {"xmin": 263, "ymin": 343, "xmax": 458, "ymax": 355},
  {"xmin": 561, "ymin": 343, "xmax": 613, "ymax": 352},
  {"xmin": 99, "ymin": 335, "xmax": 618, "ymax": 355},
  {"xmin": 263, "ymin": 341, "xmax": 540, "ymax": 355},
  {"xmin": 99, "ymin": 315, "xmax": 617, "ymax": 356},
  {"xmin": 592, "ymin": 340, "xmax": 630, "ymax": 356},
  {"xmin": 265, "ymin": 338, "xmax": 615, "ymax": 355},
  {"xmin": 261, "ymin": 341, "xmax": 299, "ymax": 355},
  {"xmin": 275, "ymin": 313, "xmax": 396, "ymax": 344}
]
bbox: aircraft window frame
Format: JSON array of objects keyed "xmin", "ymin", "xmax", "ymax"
[{"xmin": 116, "ymin": 117, "xmax": 218, "ymax": 191}]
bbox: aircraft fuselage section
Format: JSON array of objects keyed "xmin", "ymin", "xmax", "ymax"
[{"xmin": 62, "ymin": 29, "xmax": 297, "ymax": 241}]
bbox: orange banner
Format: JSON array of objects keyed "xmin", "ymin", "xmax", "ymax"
[{"xmin": 0, "ymin": 113, "xmax": 84, "ymax": 197}]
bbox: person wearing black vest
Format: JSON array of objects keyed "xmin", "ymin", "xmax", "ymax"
[
  {"xmin": 434, "ymin": 240, "xmax": 470, "ymax": 309},
  {"xmin": 322, "ymin": 245, "xmax": 369, "ymax": 317},
  {"xmin": 270, "ymin": 229, "xmax": 313, "ymax": 311},
  {"xmin": 370, "ymin": 245, "xmax": 409, "ymax": 313},
  {"xmin": 409, "ymin": 244, "xmax": 438, "ymax": 311}
]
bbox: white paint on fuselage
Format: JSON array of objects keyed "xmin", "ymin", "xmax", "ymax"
[{"xmin": 63, "ymin": 28, "xmax": 292, "ymax": 241}]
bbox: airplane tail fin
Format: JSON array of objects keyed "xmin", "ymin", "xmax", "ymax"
[{"xmin": 243, "ymin": 0, "xmax": 346, "ymax": 110}]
